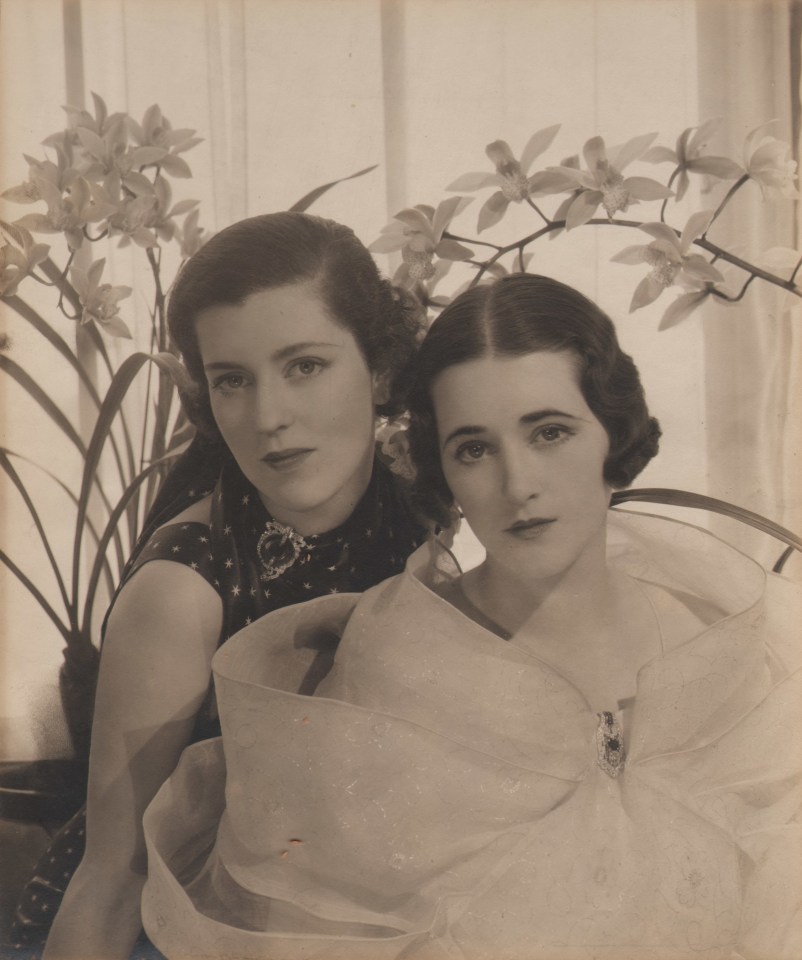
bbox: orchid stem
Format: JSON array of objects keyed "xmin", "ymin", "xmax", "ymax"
[
  {"xmin": 710, "ymin": 273, "xmax": 757, "ymax": 304},
  {"xmin": 660, "ymin": 169, "xmax": 680, "ymax": 222},
  {"xmin": 442, "ymin": 231, "xmax": 503, "ymax": 251},
  {"xmin": 525, "ymin": 197, "xmax": 550, "ymax": 224},
  {"xmin": 456, "ymin": 216, "xmax": 800, "ymax": 299},
  {"xmin": 701, "ymin": 174, "xmax": 749, "ymax": 239},
  {"xmin": 27, "ymin": 271, "xmax": 60, "ymax": 288},
  {"xmin": 56, "ymin": 250, "xmax": 79, "ymax": 319}
]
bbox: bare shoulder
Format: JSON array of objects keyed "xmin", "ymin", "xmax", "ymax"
[
  {"xmin": 100, "ymin": 493, "xmax": 222, "ymax": 670},
  {"xmin": 105, "ymin": 557, "xmax": 222, "ymax": 660}
]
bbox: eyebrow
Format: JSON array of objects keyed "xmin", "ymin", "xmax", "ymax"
[
  {"xmin": 203, "ymin": 341, "xmax": 341, "ymax": 372},
  {"xmin": 441, "ymin": 409, "xmax": 582, "ymax": 448}
]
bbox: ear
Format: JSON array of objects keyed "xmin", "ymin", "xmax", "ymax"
[{"xmin": 372, "ymin": 371, "xmax": 391, "ymax": 406}]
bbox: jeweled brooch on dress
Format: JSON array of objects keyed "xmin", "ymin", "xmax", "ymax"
[
  {"xmin": 257, "ymin": 521, "xmax": 308, "ymax": 581},
  {"xmin": 595, "ymin": 711, "xmax": 626, "ymax": 778}
]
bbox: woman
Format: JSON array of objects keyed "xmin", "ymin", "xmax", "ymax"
[
  {"xmin": 14, "ymin": 212, "xmax": 426, "ymax": 960},
  {"xmin": 142, "ymin": 274, "xmax": 800, "ymax": 959}
]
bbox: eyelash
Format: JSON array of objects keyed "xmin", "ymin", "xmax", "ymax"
[
  {"xmin": 536, "ymin": 424, "xmax": 572, "ymax": 445},
  {"xmin": 453, "ymin": 425, "xmax": 574, "ymax": 464},
  {"xmin": 287, "ymin": 357, "xmax": 328, "ymax": 379},
  {"xmin": 209, "ymin": 358, "xmax": 328, "ymax": 395},
  {"xmin": 211, "ymin": 372, "xmax": 249, "ymax": 394},
  {"xmin": 454, "ymin": 440, "xmax": 489, "ymax": 464}
]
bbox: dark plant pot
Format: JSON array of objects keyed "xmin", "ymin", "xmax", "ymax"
[
  {"xmin": 0, "ymin": 759, "xmax": 88, "ymax": 825},
  {"xmin": 59, "ymin": 644, "xmax": 100, "ymax": 762}
]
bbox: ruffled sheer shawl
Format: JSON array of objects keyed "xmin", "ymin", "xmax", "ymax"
[{"xmin": 142, "ymin": 512, "xmax": 802, "ymax": 960}]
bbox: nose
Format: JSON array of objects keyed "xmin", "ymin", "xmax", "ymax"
[
  {"xmin": 254, "ymin": 378, "xmax": 294, "ymax": 434},
  {"xmin": 500, "ymin": 445, "xmax": 540, "ymax": 505}
]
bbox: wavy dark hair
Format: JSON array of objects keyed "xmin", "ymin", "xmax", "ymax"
[
  {"xmin": 407, "ymin": 274, "xmax": 661, "ymax": 527},
  {"xmin": 168, "ymin": 212, "xmax": 425, "ymax": 444}
]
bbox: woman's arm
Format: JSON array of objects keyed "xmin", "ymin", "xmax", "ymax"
[{"xmin": 43, "ymin": 561, "xmax": 223, "ymax": 960}]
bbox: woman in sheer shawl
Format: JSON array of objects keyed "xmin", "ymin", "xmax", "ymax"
[{"xmin": 142, "ymin": 274, "xmax": 801, "ymax": 960}]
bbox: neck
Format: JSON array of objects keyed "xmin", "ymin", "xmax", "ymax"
[
  {"xmin": 260, "ymin": 454, "xmax": 374, "ymax": 538},
  {"xmin": 467, "ymin": 530, "xmax": 612, "ymax": 637}
]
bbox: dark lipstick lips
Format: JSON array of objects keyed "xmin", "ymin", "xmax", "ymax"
[
  {"xmin": 505, "ymin": 518, "xmax": 556, "ymax": 533},
  {"xmin": 261, "ymin": 448, "xmax": 313, "ymax": 465}
]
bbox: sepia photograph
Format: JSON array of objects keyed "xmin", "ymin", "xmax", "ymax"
[{"xmin": 1, "ymin": 0, "xmax": 800, "ymax": 957}]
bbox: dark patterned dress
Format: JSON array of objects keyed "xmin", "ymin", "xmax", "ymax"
[{"xmin": 9, "ymin": 455, "xmax": 424, "ymax": 959}]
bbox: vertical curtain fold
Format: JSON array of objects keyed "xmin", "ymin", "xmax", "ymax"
[
  {"xmin": 205, "ymin": 0, "xmax": 248, "ymax": 230},
  {"xmin": 228, "ymin": 0, "xmax": 248, "ymax": 223},
  {"xmin": 205, "ymin": 0, "xmax": 227, "ymax": 231},
  {"xmin": 380, "ymin": 0, "xmax": 408, "ymax": 240},
  {"xmin": 697, "ymin": 0, "xmax": 800, "ymax": 561}
]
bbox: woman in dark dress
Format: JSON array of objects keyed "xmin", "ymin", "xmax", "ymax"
[{"xmin": 11, "ymin": 212, "xmax": 426, "ymax": 960}]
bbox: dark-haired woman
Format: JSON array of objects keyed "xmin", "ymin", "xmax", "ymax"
[
  {"xmin": 142, "ymin": 274, "xmax": 800, "ymax": 959},
  {"xmin": 19, "ymin": 213, "xmax": 426, "ymax": 960}
]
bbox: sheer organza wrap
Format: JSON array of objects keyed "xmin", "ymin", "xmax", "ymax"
[{"xmin": 143, "ymin": 513, "xmax": 802, "ymax": 959}]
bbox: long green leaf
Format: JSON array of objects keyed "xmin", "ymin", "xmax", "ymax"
[
  {"xmin": 0, "ymin": 449, "xmax": 72, "ymax": 624},
  {"xmin": 71, "ymin": 351, "xmax": 188, "ymax": 615},
  {"xmin": 2, "ymin": 447, "xmax": 116, "ymax": 599},
  {"xmin": 289, "ymin": 164, "xmax": 379, "ymax": 213},
  {"xmin": 1, "ymin": 352, "xmax": 130, "ymax": 570},
  {"xmin": 5, "ymin": 296, "xmax": 140, "ymax": 504},
  {"xmin": 4, "ymin": 295, "xmax": 100, "ymax": 405},
  {"xmin": 142, "ymin": 364, "xmax": 177, "ymax": 478},
  {"xmin": 0, "ymin": 547, "xmax": 70, "ymax": 643},
  {"xmin": 0, "ymin": 354, "xmax": 86, "ymax": 453},
  {"xmin": 81, "ymin": 455, "xmax": 181, "ymax": 636}
]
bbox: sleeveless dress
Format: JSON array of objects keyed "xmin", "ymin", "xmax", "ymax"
[
  {"xmin": 9, "ymin": 455, "xmax": 424, "ymax": 958},
  {"xmin": 142, "ymin": 512, "xmax": 802, "ymax": 960}
]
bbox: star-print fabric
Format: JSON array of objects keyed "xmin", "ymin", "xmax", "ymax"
[
  {"xmin": 205, "ymin": 454, "xmax": 426, "ymax": 641},
  {"xmin": 122, "ymin": 452, "xmax": 425, "ymax": 646},
  {"xmin": 8, "ymin": 454, "xmax": 425, "ymax": 958}
]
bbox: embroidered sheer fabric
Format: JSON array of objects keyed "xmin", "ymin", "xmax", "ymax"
[{"xmin": 142, "ymin": 513, "xmax": 802, "ymax": 959}]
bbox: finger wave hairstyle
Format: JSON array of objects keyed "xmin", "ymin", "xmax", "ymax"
[
  {"xmin": 168, "ymin": 211, "xmax": 425, "ymax": 444},
  {"xmin": 407, "ymin": 273, "xmax": 662, "ymax": 527}
]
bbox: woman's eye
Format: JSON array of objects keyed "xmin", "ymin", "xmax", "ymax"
[
  {"xmin": 455, "ymin": 440, "xmax": 488, "ymax": 463},
  {"xmin": 534, "ymin": 424, "xmax": 571, "ymax": 444},
  {"xmin": 211, "ymin": 373, "xmax": 247, "ymax": 392},
  {"xmin": 288, "ymin": 358, "xmax": 325, "ymax": 378}
]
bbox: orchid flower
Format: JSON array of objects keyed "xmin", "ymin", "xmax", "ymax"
[
  {"xmin": 107, "ymin": 195, "xmax": 159, "ymax": 248},
  {"xmin": 743, "ymin": 122, "xmax": 799, "ymax": 200},
  {"xmin": 178, "ymin": 207, "xmax": 207, "ymax": 259},
  {"xmin": 101, "ymin": 171, "xmax": 158, "ymax": 248},
  {"xmin": 74, "ymin": 116, "xmax": 168, "ymax": 191},
  {"xmin": 126, "ymin": 104, "xmax": 203, "ymax": 179},
  {"xmin": 369, "ymin": 197, "xmax": 474, "ymax": 288},
  {"xmin": 0, "ymin": 223, "xmax": 50, "ymax": 297},
  {"xmin": 376, "ymin": 417, "xmax": 417, "ymax": 482},
  {"xmin": 56, "ymin": 93, "xmax": 170, "ymax": 189},
  {"xmin": 69, "ymin": 257, "xmax": 132, "ymax": 337},
  {"xmin": 612, "ymin": 210, "xmax": 724, "ymax": 322},
  {"xmin": 146, "ymin": 176, "xmax": 200, "ymax": 244},
  {"xmin": 2, "ymin": 145, "xmax": 81, "ymax": 207},
  {"xmin": 446, "ymin": 126, "xmax": 570, "ymax": 232},
  {"xmin": 643, "ymin": 118, "xmax": 742, "ymax": 201},
  {"xmin": 61, "ymin": 92, "xmax": 128, "ymax": 142},
  {"xmin": 12, "ymin": 175, "xmax": 118, "ymax": 250},
  {"xmin": 549, "ymin": 133, "xmax": 673, "ymax": 229}
]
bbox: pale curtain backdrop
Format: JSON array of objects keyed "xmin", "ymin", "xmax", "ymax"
[{"xmin": 1, "ymin": 0, "xmax": 799, "ymax": 758}]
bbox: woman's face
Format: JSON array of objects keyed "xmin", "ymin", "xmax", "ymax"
[
  {"xmin": 432, "ymin": 349, "xmax": 611, "ymax": 583},
  {"xmin": 196, "ymin": 281, "xmax": 382, "ymax": 535}
]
